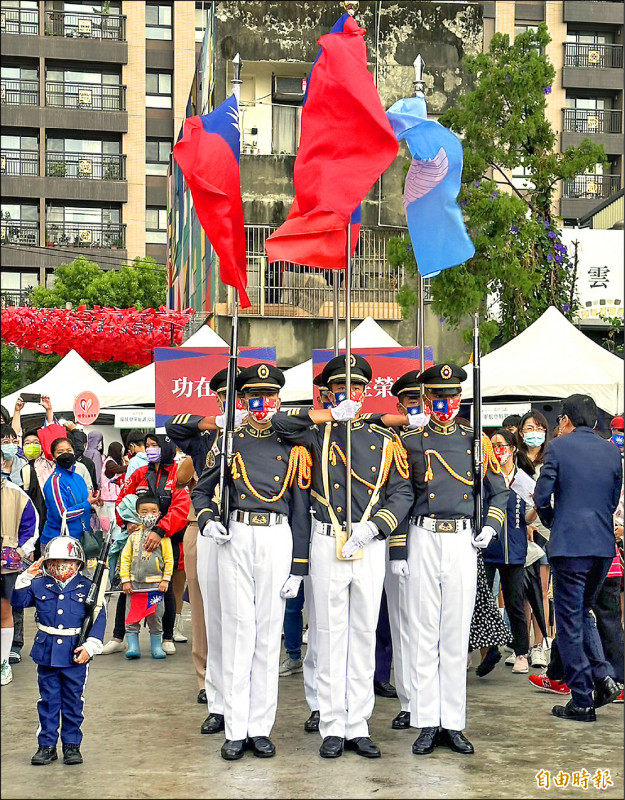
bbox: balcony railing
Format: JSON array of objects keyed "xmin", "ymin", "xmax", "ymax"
[
  {"xmin": 1, "ymin": 149, "xmax": 39, "ymax": 176},
  {"xmin": 563, "ymin": 108, "xmax": 623, "ymax": 135},
  {"xmin": 43, "ymin": 9, "xmax": 126, "ymax": 41},
  {"xmin": 45, "ymin": 81, "xmax": 126, "ymax": 112},
  {"xmin": 564, "ymin": 43, "xmax": 624, "ymax": 69},
  {"xmin": 0, "ymin": 220, "xmax": 39, "ymax": 246},
  {"xmin": 235, "ymin": 225, "xmax": 421, "ymax": 320},
  {"xmin": 0, "ymin": 6, "xmax": 38, "ymax": 35},
  {"xmin": 1, "ymin": 78, "xmax": 39, "ymax": 106},
  {"xmin": 46, "ymin": 152, "xmax": 126, "ymax": 180},
  {"xmin": 562, "ymin": 174, "xmax": 621, "ymax": 200},
  {"xmin": 1, "ymin": 289, "xmax": 33, "ymax": 309},
  {"xmin": 45, "ymin": 222, "xmax": 125, "ymax": 249}
]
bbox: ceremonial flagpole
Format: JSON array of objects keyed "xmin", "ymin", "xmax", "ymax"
[
  {"xmin": 219, "ymin": 52, "xmax": 242, "ymax": 529},
  {"xmin": 413, "ymin": 55, "xmax": 426, "ymax": 378},
  {"xmin": 473, "ymin": 313, "xmax": 483, "ymax": 531}
]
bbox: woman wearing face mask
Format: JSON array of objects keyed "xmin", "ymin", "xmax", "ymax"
[
  {"xmin": 476, "ymin": 429, "xmax": 538, "ymax": 677},
  {"xmin": 517, "ymin": 411, "xmax": 552, "ymax": 667},
  {"xmin": 1, "ymin": 424, "xmax": 28, "ymax": 488},
  {"xmin": 115, "ymin": 433, "xmax": 190, "ymax": 655},
  {"xmin": 40, "ymin": 438, "xmax": 100, "ymax": 548}
]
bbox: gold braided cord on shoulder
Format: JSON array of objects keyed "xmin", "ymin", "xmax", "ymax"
[
  {"xmin": 388, "ymin": 434, "xmax": 410, "ymax": 482},
  {"xmin": 482, "ymin": 433, "xmax": 501, "ymax": 476},
  {"xmin": 231, "ymin": 445, "xmax": 309, "ymax": 503},
  {"xmin": 423, "ymin": 434, "xmax": 500, "ymax": 485},
  {"xmin": 329, "ymin": 442, "xmax": 376, "ymax": 490},
  {"xmin": 328, "ymin": 436, "xmax": 409, "ymax": 492}
]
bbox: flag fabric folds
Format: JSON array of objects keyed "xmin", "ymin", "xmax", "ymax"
[
  {"xmin": 173, "ymin": 95, "xmax": 250, "ymax": 307},
  {"xmin": 125, "ymin": 590, "xmax": 164, "ymax": 626},
  {"xmin": 265, "ymin": 14, "xmax": 398, "ymax": 270},
  {"xmin": 386, "ymin": 95, "xmax": 475, "ymax": 278}
]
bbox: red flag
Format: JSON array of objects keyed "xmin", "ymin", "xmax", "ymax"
[
  {"xmin": 125, "ymin": 591, "xmax": 163, "ymax": 626},
  {"xmin": 265, "ymin": 15, "xmax": 398, "ymax": 270},
  {"xmin": 173, "ymin": 95, "xmax": 250, "ymax": 307}
]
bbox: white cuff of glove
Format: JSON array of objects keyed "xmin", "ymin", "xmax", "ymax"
[
  {"xmin": 407, "ymin": 411, "xmax": 431, "ymax": 429},
  {"xmin": 280, "ymin": 574, "xmax": 303, "ymax": 599},
  {"xmin": 390, "ymin": 559, "xmax": 410, "ymax": 578},
  {"xmin": 15, "ymin": 571, "xmax": 35, "ymax": 590},
  {"xmin": 202, "ymin": 520, "xmax": 230, "ymax": 544},
  {"xmin": 472, "ymin": 524, "xmax": 497, "ymax": 549},
  {"xmin": 330, "ymin": 399, "xmax": 362, "ymax": 422},
  {"xmin": 341, "ymin": 521, "xmax": 378, "ymax": 558},
  {"xmin": 82, "ymin": 637, "xmax": 103, "ymax": 658},
  {"xmin": 215, "ymin": 409, "xmax": 248, "ymax": 429}
]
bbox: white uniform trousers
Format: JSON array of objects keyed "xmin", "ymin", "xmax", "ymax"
[
  {"xmin": 311, "ymin": 525, "xmax": 386, "ymax": 740},
  {"xmin": 384, "ymin": 547, "xmax": 411, "ymax": 712},
  {"xmin": 302, "ymin": 574, "xmax": 318, "ymax": 712},
  {"xmin": 407, "ymin": 524, "xmax": 477, "ymax": 731},
  {"xmin": 196, "ymin": 532, "xmax": 224, "ymax": 716},
  {"xmin": 218, "ymin": 519, "xmax": 292, "ymax": 742}
]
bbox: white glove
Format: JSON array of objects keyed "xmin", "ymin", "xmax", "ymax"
[
  {"xmin": 215, "ymin": 409, "xmax": 248, "ymax": 429},
  {"xmin": 82, "ymin": 636, "xmax": 104, "ymax": 658},
  {"xmin": 14, "ymin": 571, "xmax": 35, "ymax": 590},
  {"xmin": 472, "ymin": 525, "xmax": 497, "ymax": 549},
  {"xmin": 341, "ymin": 521, "xmax": 378, "ymax": 559},
  {"xmin": 201, "ymin": 519, "xmax": 230, "ymax": 545},
  {"xmin": 280, "ymin": 574, "xmax": 304, "ymax": 599},
  {"xmin": 331, "ymin": 399, "xmax": 362, "ymax": 422},
  {"xmin": 407, "ymin": 410, "xmax": 431, "ymax": 429},
  {"xmin": 390, "ymin": 559, "xmax": 410, "ymax": 578}
]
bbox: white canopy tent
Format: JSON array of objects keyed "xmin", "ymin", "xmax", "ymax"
[
  {"xmin": 1, "ymin": 349, "xmax": 110, "ymax": 416},
  {"xmin": 281, "ymin": 317, "xmax": 402, "ymax": 403},
  {"xmin": 98, "ymin": 324, "xmax": 229, "ymax": 408},
  {"xmin": 461, "ymin": 307, "xmax": 623, "ymax": 414}
]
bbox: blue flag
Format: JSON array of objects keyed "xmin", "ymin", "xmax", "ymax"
[{"xmin": 387, "ymin": 96, "xmax": 475, "ymax": 277}]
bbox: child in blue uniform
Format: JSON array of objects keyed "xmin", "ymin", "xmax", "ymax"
[{"xmin": 11, "ymin": 535, "xmax": 106, "ymax": 766}]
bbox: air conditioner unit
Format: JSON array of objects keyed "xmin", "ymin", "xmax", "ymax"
[{"xmin": 272, "ymin": 75, "xmax": 305, "ymax": 103}]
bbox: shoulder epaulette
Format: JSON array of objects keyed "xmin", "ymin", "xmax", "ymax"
[
  {"xmin": 171, "ymin": 413, "xmax": 192, "ymax": 425},
  {"xmin": 361, "ymin": 412, "xmax": 373, "ymax": 420},
  {"xmin": 401, "ymin": 427, "xmax": 424, "ymax": 438},
  {"xmin": 369, "ymin": 423, "xmax": 395, "ymax": 440},
  {"xmin": 459, "ymin": 423, "xmax": 473, "ymax": 433},
  {"xmin": 286, "ymin": 407, "xmax": 304, "ymax": 416}
]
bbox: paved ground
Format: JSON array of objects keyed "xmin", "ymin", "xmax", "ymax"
[{"xmin": 1, "ymin": 606, "xmax": 623, "ymax": 799}]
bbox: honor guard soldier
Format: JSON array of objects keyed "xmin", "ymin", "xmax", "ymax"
[
  {"xmin": 166, "ymin": 368, "xmax": 247, "ymax": 735},
  {"xmin": 272, "ymin": 354, "xmax": 414, "ymax": 759},
  {"xmin": 11, "ymin": 536, "xmax": 106, "ymax": 767},
  {"xmin": 191, "ymin": 363, "xmax": 311, "ymax": 761},
  {"xmin": 393, "ymin": 364, "xmax": 508, "ymax": 756}
]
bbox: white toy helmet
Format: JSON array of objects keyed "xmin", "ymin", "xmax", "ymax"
[{"xmin": 42, "ymin": 536, "xmax": 85, "ymax": 567}]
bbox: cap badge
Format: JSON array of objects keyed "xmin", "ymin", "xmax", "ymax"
[
  {"xmin": 258, "ymin": 364, "xmax": 270, "ymax": 379},
  {"xmin": 349, "ymin": 354, "xmax": 357, "ymax": 367},
  {"xmin": 441, "ymin": 364, "xmax": 453, "ymax": 380}
]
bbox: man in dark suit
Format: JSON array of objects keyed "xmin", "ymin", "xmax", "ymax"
[{"xmin": 534, "ymin": 394, "xmax": 623, "ymax": 722}]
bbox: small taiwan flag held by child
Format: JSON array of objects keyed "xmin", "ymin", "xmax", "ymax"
[{"xmin": 125, "ymin": 590, "xmax": 164, "ymax": 626}]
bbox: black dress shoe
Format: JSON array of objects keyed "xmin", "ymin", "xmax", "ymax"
[
  {"xmin": 594, "ymin": 675, "xmax": 620, "ymax": 708},
  {"xmin": 476, "ymin": 646, "xmax": 501, "ymax": 678},
  {"xmin": 62, "ymin": 744, "xmax": 83, "ymax": 765},
  {"xmin": 345, "ymin": 737, "xmax": 381, "ymax": 758},
  {"xmin": 249, "ymin": 736, "xmax": 276, "ymax": 758},
  {"xmin": 304, "ymin": 710, "xmax": 320, "ymax": 733},
  {"xmin": 391, "ymin": 711, "xmax": 411, "ymax": 730},
  {"xmin": 197, "ymin": 689, "xmax": 207, "ymax": 704},
  {"xmin": 552, "ymin": 700, "xmax": 596, "ymax": 722},
  {"xmin": 221, "ymin": 739, "xmax": 247, "ymax": 760},
  {"xmin": 201, "ymin": 713, "xmax": 225, "ymax": 734},
  {"xmin": 411, "ymin": 727, "xmax": 441, "ymax": 755},
  {"xmin": 440, "ymin": 729, "xmax": 474, "ymax": 754},
  {"xmin": 31, "ymin": 746, "xmax": 58, "ymax": 766},
  {"xmin": 374, "ymin": 681, "xmax": 398, "ymax": 698},
  {"xmin": 319, "ymin": 736, "xmax": 344, "ymax": 759}
]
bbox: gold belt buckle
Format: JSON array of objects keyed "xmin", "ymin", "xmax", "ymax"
[
  {"xmin": 435, "ymin": 520, "xmax": 456, "ymax": 533},
  {"xmin": 250, "ymin": 512, "xmax": 270, "ymax": 526}
]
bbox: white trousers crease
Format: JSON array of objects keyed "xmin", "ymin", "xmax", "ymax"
[
  {"xmin": 311, "ymin": 529, "xmax": 386, "ymax": 740},
  {"xmin": 302, "ymin": 574, "xmax": 319, "ymax": 712},
  {"xmin": 407, "ymin": 524, "xmax": 477, "ymax": 731},
  {"xmin": 384, "ymin": 548, "xmax": 411, "ymax": 712},
  {"xmin": 218, "ymin": 520, "xmax": 292, "ymax": 741},
  {"xmin": 196, "ymin": 532, "xmax": 224, "ymax": 715}
]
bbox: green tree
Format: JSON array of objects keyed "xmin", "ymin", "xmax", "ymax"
[
  {"xmin": 390, "ymin": 25, "xmax": 607, "ymax": 351},
  {"xmin": 1, "ymin": 343, "xmax": 22, "ymax": 396}
]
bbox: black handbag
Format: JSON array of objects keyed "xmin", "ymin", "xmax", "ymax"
[{"xmin": 67, "ymin": 486, "xmax": 103, "ymax": 559}]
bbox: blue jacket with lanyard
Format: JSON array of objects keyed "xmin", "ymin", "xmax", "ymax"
[{"xmin": 484, "ymin": 468, "xmax": 529, "ymax": 566}]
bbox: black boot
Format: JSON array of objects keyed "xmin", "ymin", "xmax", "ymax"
[
  {"xmin": 201, "ymin": 713, "xmax": 225, "ymax": 734},
  {"xmin": 373, "ymin": 681, "xmax": 397, "ymax": 698},
  {"xmin": 552, "ymin": 700, "xmax": 596, "ymax": 722},
  {"xmin": 62, "ymin": 744, "xmax": 83, "ymax": 765},
  {"xmin": 304, "ymin": 710, "xmax": 320, "ymax": 733},
  {"xmin": 412, "ymin": 727, "xmax": 441, "ymax": 755},
  {"xmin": 197, "ymin": 689, "xmax": 207, "ymax": 704},
  {"xmin": 31, "ymin": 746, "xmax": 58, "ymax": 766},
  {"xmin": 594, "ymin": 676, "xmax": 620, "ymax": 708},
  {"xmin": 475, "ymin": 646, "xmax": 501, "ymax": 678},
  {"xmin": 391, "ymin": 711, "xmax": 411, "ymax": 730}
]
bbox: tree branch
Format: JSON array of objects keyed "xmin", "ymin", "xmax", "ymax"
[{"xmin": 488, "ymin": 162, "xmax": 535, "ymax": 211}]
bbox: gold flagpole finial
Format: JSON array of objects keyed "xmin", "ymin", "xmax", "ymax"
[{"xmin": 344, "ymin": 1, "xmax": 359, "ymax": 16}]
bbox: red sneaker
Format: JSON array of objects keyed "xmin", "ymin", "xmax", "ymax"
[
  {"xmin": 528, "ymin": 673, "xmax": 571, "ymax": 695},
  {"xmin": 614, "ymin": 689, "xmax": 624, "ymax": 704}
]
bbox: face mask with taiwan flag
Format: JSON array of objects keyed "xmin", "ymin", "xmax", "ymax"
[
  {"xmin": 611, "ymin": 431, "xmax": 624, "ymax": 451},
  {"xmin": 247, "ymin": 396, "xmax": 279, "ymax": 423},
  {"xmin": 430, "ymin": 396, "xmax": 461, "ymax": 423},
  {"xmin": 334, "ymin": 388, "xmax": 365, "ymax": 405}
]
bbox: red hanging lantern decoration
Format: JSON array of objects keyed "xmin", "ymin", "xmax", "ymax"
[{"xmin": 1, "ymin": 306, "xmax": 194, "ymax": 366}]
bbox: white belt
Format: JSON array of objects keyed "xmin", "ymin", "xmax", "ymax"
[
  {"xmin": 314, "ymin": 521, "xmax": 336, "ymax": 538},
  {"xmin": 411, "ymin": 516, "xmax": 472, "ymax": 533},
  {"xmin": 37, "ymin": 624, "xmax": 81, "ymax": 636},
  {"xmin": 230, "ymin": 510, "xmax": 287, "ymax": 527}
]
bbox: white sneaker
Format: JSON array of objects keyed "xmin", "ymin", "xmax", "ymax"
[
  {"xmin": 505, "ymin": 654, "xmax": 516, "ymax": 666},
  {"xmin": 511, "ymin": 655, "xmax": 529, "ymax": 674},
  {"xmin": 102, "ymin": 639, "xmax": 126, "ymax": 655},
  {"xmin": 279, "ymin": 657, "xmax": 303, "ymax": 677},
  {"xmin": 1, "ymin": 662, "xmax": 13, "ymax": 686},
  {"xmin": 162, "ymin": 640, "xmax": 176, "ymax": 655},
  {"xmin": 173, "ymin": 613, "xmax": 188, "ymax": 643},
  {"xmin": 530, "ymin": 646, "xmax": 548, "ymax": 668},
  {"xmin": 302, "ymin": 626, "xmax": 309, "ymax": 645}
]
